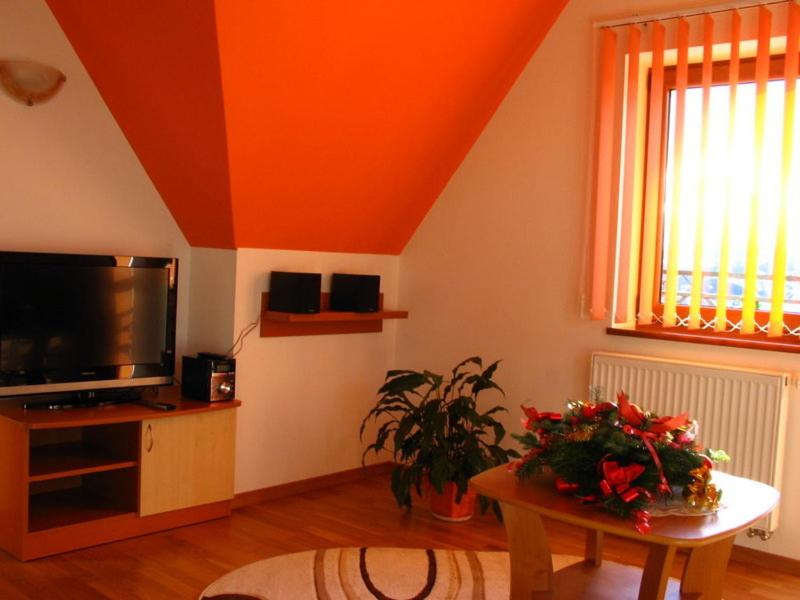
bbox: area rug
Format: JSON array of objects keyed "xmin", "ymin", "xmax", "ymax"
[{"xmin": 200, "ymin": 547, "xmax": 581, "ymax": 599}]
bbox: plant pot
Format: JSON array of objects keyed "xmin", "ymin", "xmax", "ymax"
[{"xmin": 429, "ymin": 482, "xmax": 476, "ymax": 522}]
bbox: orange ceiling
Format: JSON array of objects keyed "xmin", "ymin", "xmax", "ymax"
[
  {"xmin": 47, "ymin": 1, "xmax": 567, "ymax": 253},
  {"xmin": 46, "ymin": 0, "xmax": 234, "ymax": 248}
]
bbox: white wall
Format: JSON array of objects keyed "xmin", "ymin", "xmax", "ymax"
[
  {"xmin": 398, "ymin": 0, "xmax": 800, "ymax": 559},
  {"xmin": 0, "ymin": 0, "xmax": 190, "ymax": 353},
  {"xmin": 187, "ymin": 248, "xmax": 237, "ymax": 356},
  {"xmin": 231, "ymin": 248, "xmax": 400, "ymax": 493}
]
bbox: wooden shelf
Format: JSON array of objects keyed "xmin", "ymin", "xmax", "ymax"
[
  {"xmin": 548, "ymin": 560, "xmax": 682, "ymax": 600},
  {"xmin": 263, "ymin": 309, "xmax": 408, "ymax": 323},
  {"xmin": 29, "ymin": 442, "xmax": 137, "ymax": 482},
  {"xmin": 28, "ymin": 486, "xmax": 136, "ymax": 532},
  {"xmin": 260, "ymin": 292, "xmax": 408, "ymax": 337}
]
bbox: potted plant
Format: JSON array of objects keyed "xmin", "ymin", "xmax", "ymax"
[{"xmin": 360, "ymin": 356, "xmax": 519, "ymax": 521}]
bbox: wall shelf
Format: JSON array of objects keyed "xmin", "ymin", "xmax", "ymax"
[{"xmin": 260, "ymin": 292, "xmax": 408, "ymax": 337}]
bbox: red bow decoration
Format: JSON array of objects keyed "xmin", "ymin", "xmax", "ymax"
[
  {"xmin": 596, "ymin": 401, "xmax": 617, "ymax": 413},
  {"xmin": 600, "ymin": 461, "xmax": 647, "ymax": 502},
  {"xmin": 617, "ymin": 392, "xmax": 688, "ymax": 436},
  {"xmin": 579, "ymin": 401, "xmax": 617, "ymax": 420},
  {"xmin": 617, "ymin": 392, "xmax": 646, "ymax": 426},
  {"xmin": 520, "ymin": 405, "xmax": 562, "ymax": 430},
  {"xmin": 617, "ymin": 392, "xmax": 689, "ymax": 495}
]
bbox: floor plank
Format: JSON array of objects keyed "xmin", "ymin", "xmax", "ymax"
[{"xmin": 0, "ymin": 472, "xmax": 797, "ymax": 599}]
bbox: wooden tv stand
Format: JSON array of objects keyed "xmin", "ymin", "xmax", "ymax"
[{"xmin": 0, "ymin": 386, "xmax": 240, "ymax": 561}]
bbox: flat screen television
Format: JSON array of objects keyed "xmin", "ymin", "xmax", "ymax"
[{"xmin": 0, "ymin": 251, "xmax": 177, "ymax": 398}]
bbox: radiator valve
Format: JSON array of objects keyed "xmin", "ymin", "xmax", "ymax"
[{"xmin": 746, "ymin": 527, "xmax": 773, "ymax": 541}]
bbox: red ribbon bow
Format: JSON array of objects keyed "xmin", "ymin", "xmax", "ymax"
[
  {"xmin": 600, "ymin": 461, "xmax": 646, "ymax": 502},
  {"xmin": 520, "ymin": 405, "xmax": 562, "ymax": 429},
  {"xmin": 582, "ymin": 401, "xmax": 617, "ymax": 419},
  {"xmin": 617, "ymin": 392, "xmax": 689, "ymax": 496},
  {"xmin": 602, "ymin": 461, "xmax": 644, "ymax": 487},
  {"xmin": 617, "ymin": 392, "xmax": 689, "ymax": 436}
]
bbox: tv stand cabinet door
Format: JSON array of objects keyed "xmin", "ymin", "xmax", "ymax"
[{"xmin": 139, "ymin": 409, "xmax": 236, "ymax": 517}]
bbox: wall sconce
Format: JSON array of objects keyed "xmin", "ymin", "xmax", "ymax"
[{"xmin": 0, "ymin": 60, "xmax": 66, "ymax": 107}]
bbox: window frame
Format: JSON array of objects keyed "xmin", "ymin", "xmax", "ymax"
[{"xmin": 645, "ymin": 54, "xmax": 800, "ymax": 335}]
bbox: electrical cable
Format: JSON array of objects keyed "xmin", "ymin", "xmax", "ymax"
[{"xmin": 225, "ymin": 311, "xmax": 261, "ymax": 358}]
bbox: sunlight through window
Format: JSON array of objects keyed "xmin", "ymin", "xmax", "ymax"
[{"xmin": 661, "ymin": 79, "xmax": 800, "ymax": 315}]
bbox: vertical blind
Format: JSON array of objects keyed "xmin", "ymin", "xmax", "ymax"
[{"xmin": 590, "ymin": 0, "xmax": 800, "ymax": 338}]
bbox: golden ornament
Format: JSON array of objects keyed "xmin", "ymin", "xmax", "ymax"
[{"xmin": 683, "ymin": 466, "xmax": 721, "ymax": 512}]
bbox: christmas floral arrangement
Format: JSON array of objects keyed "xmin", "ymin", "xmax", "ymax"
[{"xmin": 512, "ymin": 391, "xmax": 729, "ymax": 533}]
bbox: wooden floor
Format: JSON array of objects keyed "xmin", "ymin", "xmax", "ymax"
[{"xmin": 1, "ymin": 472, "xmax": 798, "ymax": 599}]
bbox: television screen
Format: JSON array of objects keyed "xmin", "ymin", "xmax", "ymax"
[{"xmin": 0, "ymin": 252, "xmax": 177, "ymax": 396}]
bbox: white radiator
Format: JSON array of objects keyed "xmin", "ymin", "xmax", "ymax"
[{"xmin": 590, "ymin": 352, "xmax": 789, "ymax": 536}]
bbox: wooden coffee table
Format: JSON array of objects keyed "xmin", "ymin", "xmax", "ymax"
[{"xmin": 470, "ymin": 465, "xmax": 779, "ymax": 599}]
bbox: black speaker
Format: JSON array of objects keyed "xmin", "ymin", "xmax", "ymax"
[
  {"xmin": 268, "ymin": 271, "xmax": 321, "ymax": 313},
  {"xmin": 330, "ymin": 273, "xmax": 380, "ymax": 312}
]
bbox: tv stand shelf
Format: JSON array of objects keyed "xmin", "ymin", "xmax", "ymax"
[
  {"xmin": 28, "ymin": 477, "xmax": 137, "ymax": 532},
  {"xmin": 29, "ymin": 442, "xmax": 137, "ymax": 482},
  {"xmin": 0, "ymin": 387, "xmax": 240, "ymax": 560},
  {"xmin": 260, "ymin": 292, "xmax": 408, "ymax": 337}
]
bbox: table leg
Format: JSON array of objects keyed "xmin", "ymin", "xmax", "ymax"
[
  {"xmin": 584, "ymin": 530, "xmax": 604, "ymax": 567},
  {"xmin": 680, "ymin": 536, "xmax": 734, "ymax": 600},
  {"xmin": 638, "ymin": 544, "xmax": 676, "ymax": 600},
  {"xmin": 500, "ymin": 501, "xmax": 553, "ymax": 599}
]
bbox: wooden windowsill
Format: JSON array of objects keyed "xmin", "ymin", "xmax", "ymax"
[{"xmin": 607, "ymin": 324, "xmax": 800, "ymax": 354}]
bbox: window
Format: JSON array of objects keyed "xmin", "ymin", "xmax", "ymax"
[
  {"xmin": 659, "ymin": 62, "xmax": 800, "ymax": 325},
  {"xmin": 589, "ymin": 2, "xmax": 800, "ymax": 352}
]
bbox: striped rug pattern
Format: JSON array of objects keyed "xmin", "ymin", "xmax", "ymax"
[{"xmin": 200, "ymin": 547, "xmax": 581, "ymax": 600}]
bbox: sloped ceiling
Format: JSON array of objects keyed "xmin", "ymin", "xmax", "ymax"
[
  {"xmin": 46, "ymin": 0, "xmax": 567, "ymax": 253},
  {"xmin": 46, "ymin": 0, "xmax": 233, "ymax": 249}
]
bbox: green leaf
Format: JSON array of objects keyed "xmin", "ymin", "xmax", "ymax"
[
  {"xmin": 488, "ymin": 444, "xmax": 511, "ymax": 465},
  {"xmin": 429, "ymin": 454, "xmax": 452, "ymax": 493},
  {"xmin": 452, "ymin": 356, "xmax": 482, "ymax": 373},
  {"xmin": 705, "ymin": 448, "xmax": 731, "ymax": 463},
  {"xmin": 491, "ymin": 499, "xmax": 503, "ymax": 521},
  {"xmin": 378, "ymin": 394, "xmax": 415, "ymax": 408},
  {"xmin": 482, "ymin": 406, "xmax": 508, "ymax": 417},
  {"xmin": 393, "ymin": 416, "xmax": 416, "ymax": 453},
  {"xmin": 378, "ymin": 372, "xmax": 428, "ymax": 395},
  {"xmin": 481, "ymin": 360, "xmax": 502, "ymax": 383},
  {"xmin": 423, "ymin": 370, "xmax": 443, "ymax": 385},
  {"xmin": 472, "ymin": 378, "xmax": 503, "ymax": 396},
  {"xmin": 390, "ymin": 466, "xmax": 412, "ymax": 508},
  {"xmin": 442, "ymin": 370, "xmax": 467, "ymax": 401},
  {"xmin": 492, "ymin": 423, "xmax": 506, "ymax": 444},
  {"xmin": 386, "ymin": 369, "xmax": 419, "ymax": 377},
  {"xmin": 371, "ymin": 421, "xmax": 396, "ymax": 454}
]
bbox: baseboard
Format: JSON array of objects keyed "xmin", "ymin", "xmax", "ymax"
[
  {"xmin": 232, "ymin": 461, "xmax": 393, "ymax": 509},
  {"xmin": 731, "ymin": 544, "xmax": 800, "ymax": 577}
]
